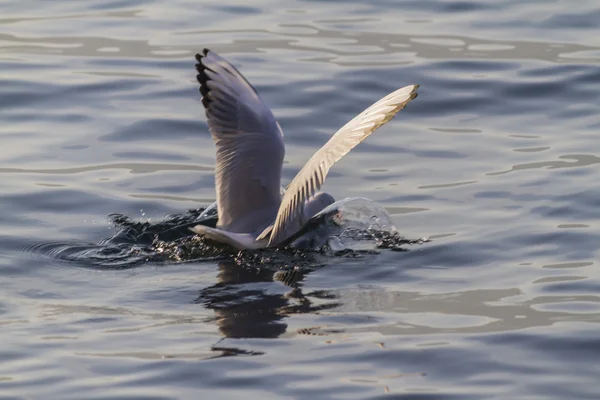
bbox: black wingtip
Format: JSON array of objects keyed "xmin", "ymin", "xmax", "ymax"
[
  {"xmin": 195, "ymin": 48, "xmax": 210, "ymax": 62},
  {"xmin": 195, "ymin": 50, "xmax": 212, "ymax": 109}
]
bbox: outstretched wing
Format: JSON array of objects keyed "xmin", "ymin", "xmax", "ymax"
[
  {"xmin": 262, "ymin": 84, "xmax": 419, "ymax": 246},
  {"xmin": 196, "ymin": 49, "xmax": 284, "ymax": 234}
]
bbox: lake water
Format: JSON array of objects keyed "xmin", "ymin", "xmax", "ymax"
[{"xmin": 2, "ymin": 0, "xmax": 600, "ymax": 398}]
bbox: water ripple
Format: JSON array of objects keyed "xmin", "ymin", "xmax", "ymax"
[{"xmin": 2, "ymin": 0, "xmax": 600, "ymax": 398}]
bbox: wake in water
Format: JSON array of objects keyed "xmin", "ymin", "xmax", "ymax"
[{"xmin": 24, "ymin": 199, "xmax": 427, "ymax": 272}]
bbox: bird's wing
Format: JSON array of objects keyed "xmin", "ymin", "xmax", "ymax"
[
  {"xmin": 195, "ymin": 49, "xmax": 284, "ymax": 233},
  {"xmin": 261, "ymin": 84, "xmax": 419, "ymax": 246}
]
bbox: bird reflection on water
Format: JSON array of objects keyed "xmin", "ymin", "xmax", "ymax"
[{"xmin": 196, "ymin": 259, "xmax": 341, "ymax": 340}]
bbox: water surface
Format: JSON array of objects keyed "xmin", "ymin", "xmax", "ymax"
[{"xmin": 2, "ymin": 0, "xmax": 600, "ymax": 398}]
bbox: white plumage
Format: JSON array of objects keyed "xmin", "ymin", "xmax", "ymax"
[{"xmin": 191, "ymin": 49, "xmax": 418, "ymax": 249}]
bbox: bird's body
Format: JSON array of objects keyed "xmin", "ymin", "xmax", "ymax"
[{"xmin": 191, "ymin": 49, "xmax": 418, "ymax": 249}]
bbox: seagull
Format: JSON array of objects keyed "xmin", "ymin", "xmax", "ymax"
[{"xmin": 190, "ymin": 49, "xmax": 418, "ymax": 250}]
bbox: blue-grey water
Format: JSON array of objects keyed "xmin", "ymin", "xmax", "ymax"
[{"xmin": 2, "ymin": 0, "xmax": 600, "ymax": 399}]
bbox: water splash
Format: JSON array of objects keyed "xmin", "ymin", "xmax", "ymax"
[{"xmin": 24, "ymin": 199, "xmax": 426, "ymax": 270}]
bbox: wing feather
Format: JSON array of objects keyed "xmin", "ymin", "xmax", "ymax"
[
  {"xmin": 262, "ymin": 84, "xmax": 419, "ymax": 246},
  {"xmin": 195, "ymin": 49, "xmax": 285, "ymax": 234}
]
